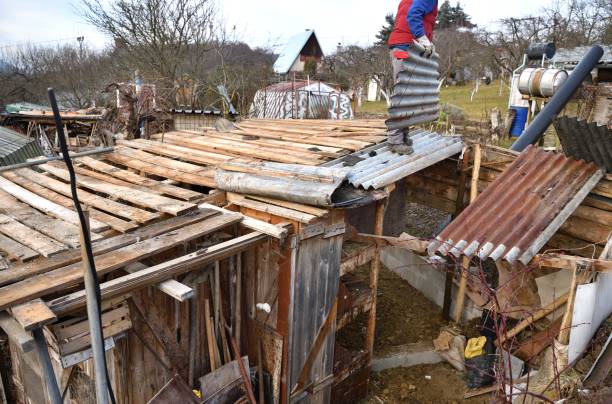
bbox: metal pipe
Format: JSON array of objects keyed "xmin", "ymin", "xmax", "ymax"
[
  {"xmin": 80, "ymin": 211, "xmax": 110, "ymax": 404},
  {"xmin": 0, "ymin": 147, "xmax": 114, "ymax": 172},
  {"xmin": 511, "ymin": 45, "xmax": 604, "ymax": 152},
  {"xmin": 32, "ymin": 328, "xmax": 62, "ymax": 404}
]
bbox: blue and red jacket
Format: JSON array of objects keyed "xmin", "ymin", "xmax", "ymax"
[{"xmin": 388, "ymin": 0, "xmax": 438, "ymax": 47}]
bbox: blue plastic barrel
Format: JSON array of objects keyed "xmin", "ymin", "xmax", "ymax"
[{"xmin": 510, "ymin": 106, "xmax": 529, "ymax": 136}]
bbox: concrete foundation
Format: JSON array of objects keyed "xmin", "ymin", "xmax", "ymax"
[
  {"xmin": 372, "ymin": 341, "xmax": 442, "ymax": 372},
  {"xmin": 381, "ymin": 247, "xmax": 482, "ymax": 322}
]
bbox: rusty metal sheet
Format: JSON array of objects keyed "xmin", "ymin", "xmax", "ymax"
[
  {"xmin": 554, "ymin": 116, "xmax": 612, "ymax": 172},
  {"xmin": 325, "ymin": 130, "xmax": 463, "ymax": 190},
  {"xmin": 428, "ymin": 146, "xmax": 604, "ymax": 265}
]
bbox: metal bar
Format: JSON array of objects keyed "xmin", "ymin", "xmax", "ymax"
[
  {"xmin": 511, "ymin": 45, "xmax": 604, "ymax": 151},
  {"xmin": 0, "ymin": 147, "xmax": 114, "ymax": 173},
  {"xmin": 32, "ymin": 328, "xmax": 62, "ymax": 404}
]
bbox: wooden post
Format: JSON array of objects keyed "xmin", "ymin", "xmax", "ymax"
[
  {"xmin": 204, "ymin": 299, "xmax": 217, "ymax": 371},
  {"xmin": 453, "ymin": 144, "xmax": 481, "ymax": 323},
  {"xmin": 366, "ymin": 198, "xmax": 387, "ymax": 356},
  {"xmin": 443, "ymin": 147, "xmax": 471, "ymax": 320}
]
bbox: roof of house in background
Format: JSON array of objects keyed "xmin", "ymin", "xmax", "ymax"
[
  {"xmin": 0, "ymin": 126, "xmax": 44, "ymax": 166},
  {"xmin": 551, "ymin": 45, "xmax": 612, "ymax": 66},
  {"xmin": 263, "ymin": 80, "xmax": 338, "ymax": 93},
  {"xmin": 4, "ymin": 102, "xmax": 51, "ymax": 114},
  {"xmin": 428, "ymin": 146, "xmax": 604, "ymax": 265},
  {"xmin": 273, "ymin": 30, "xmax": 324, "ymax": 74}
]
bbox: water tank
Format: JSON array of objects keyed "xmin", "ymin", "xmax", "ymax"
[
  {"xmin": 518, "ymin": 68, "xmax": 569, "ymax": 98},
  {"xmin": 510, "ymin": 106, "xmax": 529, "ymax": 136}
]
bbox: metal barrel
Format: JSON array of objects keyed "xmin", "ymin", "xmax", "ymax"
[
  {"xmin": 511, "ymin": 45, "xmax": 604, "ymax": 152},
  {"xmin": 526, "ymin": 42, "xmax": 556, "ymax": 60},
  {"xmin": 517, "ymin": 68, "xmax": 569, "ymax": 97}
]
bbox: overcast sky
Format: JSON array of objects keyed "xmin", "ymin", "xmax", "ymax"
[{"xmin": 0, "ymin": 0, "xmax": 553, "ymax": 54}]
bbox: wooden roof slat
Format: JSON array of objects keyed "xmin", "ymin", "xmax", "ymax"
[
  {"xmin": 12, "ymin": 168, "xmax": 160, "ymax": 224},
  {"xmin": 0, "ymin": 214, "xmax": 67, "ymax": 257},
  {"xmin": 76, "ymin": 156, "xmax": 202, "ymax": 201},
  {"xmin": 0, "ymin": 233, "xmax": 39, "ymax": 262},
  {"xmin": 0, "ymin": 212, "xmax": 242, "ymax": 310},
  {"xmin": 0, "ymin": 175, "xmax": 109, "ymax": 233},
  {"xmin": 38, "ymin": 163, "xmax": 196, "ymax": 217}
]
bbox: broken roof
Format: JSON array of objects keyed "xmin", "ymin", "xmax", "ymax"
[
  {"xmin": 273, "ymin": 30, "xmax": 323, "ymax": 74},
  {"xmin": 0, "ymin": 126, "xmax": 44, "ymax": 167},
  {"xmin": 428, "ymin": 146, "xmax": 604, "ymax": 265},
  {"xmin": 554, "ymin": 116, "xmax": 612, "ymax": 172}
]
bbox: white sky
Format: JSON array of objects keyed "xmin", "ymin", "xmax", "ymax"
[{"xmin": 0, "ymin": 0, "xmax": 554, "ymax": 54}]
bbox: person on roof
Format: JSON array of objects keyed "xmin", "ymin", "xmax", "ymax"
[{"xmin": 387, "ymin": 0, "xmax": 438, "ymax": 155}]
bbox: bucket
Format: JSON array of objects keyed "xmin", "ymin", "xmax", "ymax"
[{"xmin": 510, "ymin": 106, "xmax": 529, "ymax": 136}]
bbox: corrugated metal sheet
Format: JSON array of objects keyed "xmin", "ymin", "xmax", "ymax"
[
  {"xmin": 428, "ymin": 146, "xmax": 604, "ymax": 265},
  {"xmin": 325, "ymin": 130, "xmax": 463, "ymax": 190},
  {"xmin": 0, "ymin": 126, "xmax": 44, "ymax": 166},
  {"xmin": 551, "ymin": 45, "xmax": 612, "ymax": 66},
  {"xmin": 554, "ymin": 116, "xmax": 612, "ymax": 172},
  {"xmin": 385, "ymin": 52, "xmax": 440, "ymax": 131},
  {"xmin": 215, "ymin": 161, "xmax": 350, "ymax": 207}
]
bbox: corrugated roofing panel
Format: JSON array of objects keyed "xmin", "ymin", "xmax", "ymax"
[
  {"xmin": 551, "ymin": 45, "xmax": 612, "ymax": 66},
  {"xmin": 385, "ymin": 51, "xmax": 440, "ymax": 131},
  {"xmin": 0, "ymin": 126, "xmax": 44, "ymax": 166},
  {"xmin": 554, "ymin": 116, "xmax": 612, "ymax": 172},
  {"xmin": 325, "ymin": 130, "xmax": 463, "ymax": 190},
  {"xmin": 428, "ymin": 146, "xmax": 604, "ymax": 265}
]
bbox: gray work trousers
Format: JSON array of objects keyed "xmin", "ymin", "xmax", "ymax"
[{"xmin": 388, "ymin": 49, "xmax": 409, "ymax": 145}]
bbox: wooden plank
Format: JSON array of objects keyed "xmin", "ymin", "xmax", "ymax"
[
  {"xmin": 244, "ymin": 195, "xmax": 329, "ymax": 217},
  {"xmin": 0, "ymin": 311, "xmax": 35, "ymax": 352},
  {"xmin": 199, "ymin": 203, "xmax": 290, "ymax": 239},
  {"xmin": 76, "ymin": 156, "xmax": 202, "ymax": 201},
  {"xmin": 11, "ymin": 298, "xmax": 57, "ymax": 331},
  {"xmin": 48, "ymin": 231, "xmax": 267, "ymax": 316},
  {"xmin": 0, "ymin": 213, "xmax": 242, "ymax": 310},
  {"xmin": 12, "ymin": 168, "xmax": 160, "ymax": 224},
  {"xmin": 117, "ymin": 139, "xmax": 230, "ymax": 166},
  {"xmin": 536, "ymin": 253, "xmax": 612, "ymax": 273},
  {"xmin": 226, "ymin": 193, "xmax": 316, "ymax": 224},
  {"xmin": 512, "ymin": 317, "xmax": 562, "ymax": 361},
  {"xmin": 0, "ymin": 234, "xmax": 38, "ymax": 262},
  {"xmin": 2, "ymin": 171, "xmax": 137, "ymax": 233},
  {"xmin": 0, "ymin": 189, "xmax": 100, "ymax": 248},
  {"xmin": 124, "ymin": 262, "xmax": 193, "ymax": 302},
  {"xmin": 0, "ymin": 214, "xmax": 67, "ymax": 257},
  {"xmin": 0, "ymin": 175, "xmax": 109, "ymax": 233},
  {"xmin": 0, "ymin": 207, "xmax": 220, "ymax": 287},
  {"xmin": 38, "ymin": 163, "xmax": 196, "ymax": 216},
  {"xmin": 103, "ymin": 152, "xmax": 216, "ymax": 187}
]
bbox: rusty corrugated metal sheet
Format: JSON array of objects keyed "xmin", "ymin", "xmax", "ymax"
[
  {"xmin": 554, "ymin": 116, "xmax": 612, "ymax": 172},
  {"xmin": 428, "ymin": 146, "xmax": 604, "ymax": 265},
  {"xmin": 385, "ymin": 51, "xmax": 440, "ymax": 131},
  {"xmin": 325, "ymin": 129, "xmax": 463, "ymax": 190}
]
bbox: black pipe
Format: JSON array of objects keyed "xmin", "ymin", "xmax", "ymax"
[{"xmin": 511, "ymin": 45, "xmax": 604, "ymax": 152}]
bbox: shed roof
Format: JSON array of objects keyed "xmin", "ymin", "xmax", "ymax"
[
  {"xmin": 273, "ymin": 30, "xmax": 323, "ymax": 74},
  {"xmin": 0, "ymin": 126, "xmax": 44, "ymax": 167},
  {"xmin": 428, "ymin": 146, "xmax": 604, "ymax": 265}
]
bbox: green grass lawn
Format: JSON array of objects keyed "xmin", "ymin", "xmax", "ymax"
[{"xmin": 358, "ymin": 80, "xmax": 510, "ymax": 121}]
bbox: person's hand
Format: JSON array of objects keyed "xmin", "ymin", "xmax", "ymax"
[{"xmin": 415, "ymin": 36, "xmax": 435, "ymax": 58}]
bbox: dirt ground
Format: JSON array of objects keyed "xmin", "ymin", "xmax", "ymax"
[
  {"xmin": 364, "ymin": 363, "xmax": 492, "ymax": 404},
  {"xmin": 336, "ymin": 264, "xmax": 447, "ymax": 355},
  {"xmin": 404, "ymin": 202, "xmax": 451, "ymax": 239}
]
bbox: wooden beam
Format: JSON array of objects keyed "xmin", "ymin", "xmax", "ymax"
[
  {"xmin": 355, "ymin": 233, "xmax": 429, "ymax": 255},
  {"xmin": 48, "ymin": 231, "xmax": 268, "ymax": 316},
  {"xmin": 366, "ymin": 199, "xmax": 386, "ymax": 357},
  {"xmin": 124, "ymin": 262, "xmax": 193, "ymax": 302},
  {"xmin": 199, "ymin": 203, "xmax": 291, "ymax": 239},
  {"xmin": 11, "ymin": 299, "xmax": 57, "ymax": 331},
  {"xmin": 535, "ymin": 254, "xmax": 612, "ymax": 273},
  {"xmin": 226, "ymin": 193, "xmax": 316, "ymax": 224},
  {"xmin": 0, "ymin": 311, "xmax": 35, "ymax": 352}
]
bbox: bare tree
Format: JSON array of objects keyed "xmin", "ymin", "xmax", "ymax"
[{"xmin": 78, "ymin": 0, "xmax": 217, "ymax": 99}]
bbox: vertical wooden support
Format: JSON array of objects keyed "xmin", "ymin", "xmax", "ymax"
[
  {"xmin": 454, "ymin": 144, "xmax": 481, "ymax": 323},
  {"xmin": 443, "ymin": 147, "xmax": 471, "ymax": 320},
  {"xmin": 366, "ymin": 198, "xmax": 388, "ymax": 356}
]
